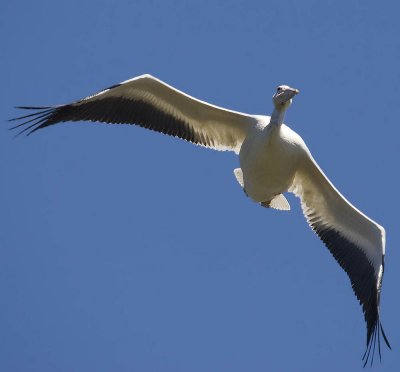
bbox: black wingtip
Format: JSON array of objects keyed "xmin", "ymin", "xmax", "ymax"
[
  {"xmin": 377, "ymin": 322, "xmax": 382, "ymax": 363},
  {"xmin": 9, "ymin": 106, "xmax": 58, "ymax": 137},
  {"xmin": 370, "ymin": 327, "xmax": 377, "ymax": 366},
  {"xmin": 9, "ymin": 107, "xmax": 54, "ymax": 122},
  {"xmin": 380, "ymin": 323, "xmax": 391, "ymax": 350},
  {"xmin": 14, "ymin": 105, "xmax": 53, "ymax": 110},
  {"xmin": 362, "ymin": 321, "xmax": 391, "ymax": 368}
]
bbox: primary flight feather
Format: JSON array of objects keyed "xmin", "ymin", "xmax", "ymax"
[{"xmin": 10, "ymin": 74, "xmax": 390, "ymax": 366}]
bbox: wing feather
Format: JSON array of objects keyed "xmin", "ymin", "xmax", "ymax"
[
  {"xmin": 289, "ymin": 149, "xmax": 390, "ymax": 365},
  {"xmin": 10, "ymin": 74, "xmax": 258, "ymax": 153}
]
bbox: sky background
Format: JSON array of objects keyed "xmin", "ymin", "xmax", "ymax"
[{"xmin": 1, "ymin": 1, "xmax": 399, "ymax": 371}]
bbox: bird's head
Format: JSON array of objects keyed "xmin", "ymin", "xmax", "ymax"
[{"xmin": 272, "ymin": 85, "xmax": 299, "ymax": 109}]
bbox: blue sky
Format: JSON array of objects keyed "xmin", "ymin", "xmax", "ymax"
[{"xmin": 1, "ymin": 1, "xmax": 399, "ymax": 371}]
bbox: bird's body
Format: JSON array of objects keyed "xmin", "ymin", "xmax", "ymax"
[
  {"xmin": 10, "ymin": 74, "xmax": 390, "ymax": 365},
  {"xmin": 240, "ymin": 121, "xmax": 303, "ymax": 204}
]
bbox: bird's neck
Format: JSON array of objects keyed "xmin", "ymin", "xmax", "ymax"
[{"xmin": 269, "ymin": 106, "xmax": 287, "ymax": 127}]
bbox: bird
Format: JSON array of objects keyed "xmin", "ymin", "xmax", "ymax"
[{"xmin": 10, "ymin": 74, "xmax": 390, "ymax": 365}]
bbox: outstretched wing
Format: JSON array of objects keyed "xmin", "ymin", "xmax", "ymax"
[
  {"xmin": 10, "ymin": 74, "xmax": 259, "ymax": 153},
  {"xmin": 289, "ymin": 148, "xmax": 390, "ymax": 366}
]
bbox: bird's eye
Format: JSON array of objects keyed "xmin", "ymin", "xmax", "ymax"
[{"xmin": 277, "ymin": 87, "xmax": 282, "ymax": 92}]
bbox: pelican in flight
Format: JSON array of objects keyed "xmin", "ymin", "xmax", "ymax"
[{"xmin": 10, "ymin": 74, "xmax": 390, "ymax": 365}]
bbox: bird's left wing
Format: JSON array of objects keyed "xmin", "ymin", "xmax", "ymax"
[
  {"xmin": 289, "ymin": 147, "xmax": 390, "ymax": 366},
  {"xmin": 10, "ymin": 74, "xmax": 259, "ymax": 153}
]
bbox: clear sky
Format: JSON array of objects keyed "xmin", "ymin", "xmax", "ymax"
[{"xmin": 1, "ymin": 1, "xmax": 399, "ymax": 371}]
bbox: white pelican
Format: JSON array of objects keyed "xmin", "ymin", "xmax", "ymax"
[{"xmin": 10, "ymin": 74, "xmax": 390, "ymax": 365}]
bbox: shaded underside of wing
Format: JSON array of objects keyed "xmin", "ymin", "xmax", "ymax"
[
  {"xmin": 307, "ymin": 209, "xmax": 378, "ymax": 327},
  {"xmin": 10, "ymin": 75, "xmax": 258, "ymax": 152},
  {"xmin": 11, "ymin": 98, "xmax": 211, "ymax": 145},
  {"xmin": 290, "ymin": 150, "xmax": 390, "ymax": 366}
]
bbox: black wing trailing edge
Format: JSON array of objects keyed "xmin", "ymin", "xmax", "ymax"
[
  {"xmin": 7, "ymin": 75, "xmax": 258, "ymax": 152},
  {"xmin": 9, "ymin": 75, "xmax": 256, "ymax": 152},
  {"xmin": 9, "ymin": 99, "xmax": 207, "ymax": 146},
  {"xmin": 10, "ymin": 106, "xmax": 60, "ymax": 136},
  {"xmin": 291, "ymin": 150, "xmax": 392, "ymax": 367},
  {"xmin": 310, "ymin": 219, "xmax": 391, "ymax": 367}
]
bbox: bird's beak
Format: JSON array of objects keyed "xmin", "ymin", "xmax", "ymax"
[
  {"xmin": 285, "ymin": 88, "xmax": 299, "ymax": 102},
  {"xmin": 274, "ymin": 86, "xmax": 299, "ymax": 104}
]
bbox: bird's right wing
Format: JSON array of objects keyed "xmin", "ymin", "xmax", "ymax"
[
  {"xmin": 10, "ymin": 74, "xmax": 259, "ymax": 153},
  {"xmin": 289, "ymin": 148, "xmax": 390, "ymax": 366}
]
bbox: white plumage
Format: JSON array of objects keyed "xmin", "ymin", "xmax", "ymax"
[{"xmin": 10, "ymin": 74, "xmax": 390, "ymax": 365}]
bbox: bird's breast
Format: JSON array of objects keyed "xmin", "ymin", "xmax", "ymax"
[{"xmin": 239, "ymin": 124, "xmax": 302, "ymax": 202}]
